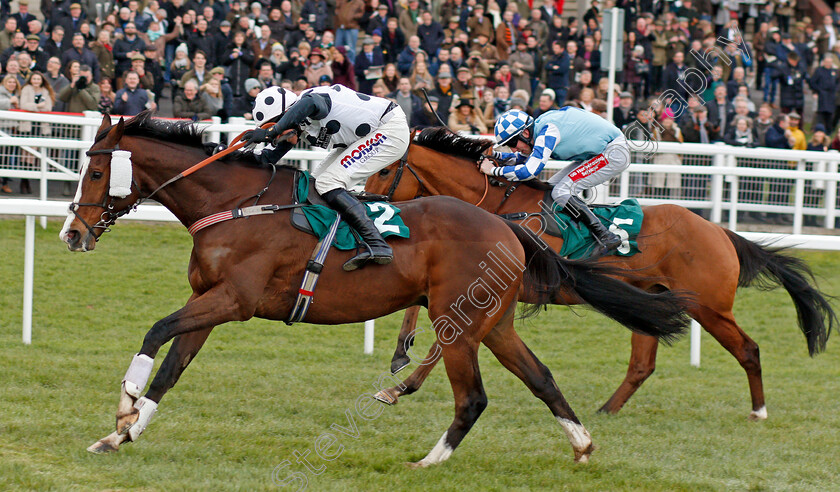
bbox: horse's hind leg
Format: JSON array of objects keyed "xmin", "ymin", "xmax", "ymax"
[
  {"xmin": 390, "ymin": 306, "xmax": 421, "ymax": 374},
  {"xmin": 409, "ymin": 340, "xmax": 486, "ymax": 468},
  {"xmin": 482, "ymin": 316, "xmax": 594, "ymax": 463},
  {"xmin": 375, "ymin": 340, "xmax": 442, "ymax": 405},
  {"xmin": 597, "ymin": 333, "xmax": 659, "ymax": 414},
  {"xmin": 693, "ymin": 306, "xmax": 765, "ymax": 420}
]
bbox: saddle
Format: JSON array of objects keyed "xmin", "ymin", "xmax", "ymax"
[{"xmin": 290, "ymin": 172, "xmax": 390, "ymax": 236}]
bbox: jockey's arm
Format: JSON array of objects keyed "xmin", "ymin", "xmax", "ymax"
[
  {"xmin": 489, "ymin": 123, "xmax": 561, "ymax": 181},
  {"xmin": 271, "ymin": 93, "xmax": 331, "ymax": 134},
  {"xmin": 258, "ymin": 140, "xmax": 296, "ymax": 165}
]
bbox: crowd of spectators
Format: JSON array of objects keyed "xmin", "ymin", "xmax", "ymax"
[{"xmin": 0, "ymin": 0, "xmax": 838, "ymax": 219}]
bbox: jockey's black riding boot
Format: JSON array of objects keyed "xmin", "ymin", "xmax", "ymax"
[
  {"xmin": 564, "ymin": 196, "xmax": 622, "ymax": 257},
  {"xmin": 323, "ymin": 188, "xmax": 393, "ymax": 271}
]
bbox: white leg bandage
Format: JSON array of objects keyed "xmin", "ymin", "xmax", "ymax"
[
  {"xmin": 128, "ymin": 397, "xmax": 158, "ymax": 441},
  {"xmin": 123, "ymin": 354, "xmax": 154, "ymax": 398}
]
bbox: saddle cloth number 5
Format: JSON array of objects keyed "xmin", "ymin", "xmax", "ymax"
[
  {"xmin": 608, "ymin": 217, "xmax": 633, "ymax": 255},
  {"xmin": 368, "ymin": 202, "xmax": 401, "ymax": 234}
]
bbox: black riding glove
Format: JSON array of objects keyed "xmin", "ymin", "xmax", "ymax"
[{"xmin": 243, "ymin": 126, "xmax": 278, "ymax": 145}]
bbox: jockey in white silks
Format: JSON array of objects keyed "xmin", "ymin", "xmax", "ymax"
[
  {"xmin": 480, "ymin": 107, "xmax": 631, "ymax": 257},
  {"xmin": 243, "ymin": 84, "xmax": 410, "ymax": 271}
]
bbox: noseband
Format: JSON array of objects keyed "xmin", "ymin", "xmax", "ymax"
[{"xmin": 70, "ymin": 144, "xmax": 142, "ymax": 241}]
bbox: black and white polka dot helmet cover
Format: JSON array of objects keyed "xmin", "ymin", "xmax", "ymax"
[{"xmin": 253, "ymin": 86, "xmax": 298, "ymax": 126}]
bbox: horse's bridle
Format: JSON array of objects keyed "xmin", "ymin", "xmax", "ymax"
[
  {"xmin": 70, "ymin": 144, "xmax": 142, "ymax": 241},
  {"xmin": 385, "ymin": 149, "xmax": 492, "ymax": 207},
  {"xmin": 385, "ymin": 157, "xmax": 429, "ymax": 201}
]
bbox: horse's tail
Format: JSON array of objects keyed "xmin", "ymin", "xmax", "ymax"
[
  {"xmin": 504, "ymin": 220, "xmax": 692, "ymax": 344},
  {"xmin": 724, "ymin": 228, "xmax": 835, "ymax": 356}
]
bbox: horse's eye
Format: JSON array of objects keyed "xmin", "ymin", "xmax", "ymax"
[
  {"xmin": 91, "ymin": 171, "xmax": 103, "ymax": 181},
  {"xmin": 379, "ymin": 169, "xmax": 390, "ymax": 176}
]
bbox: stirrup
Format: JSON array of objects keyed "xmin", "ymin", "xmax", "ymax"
[{"xmin": 342, "ymin": 243, "xmax": 393, "ymax": 271}]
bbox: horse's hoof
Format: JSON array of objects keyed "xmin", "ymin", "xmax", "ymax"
[
  {"xmin": 405, "ymin": 461, "xmax": 428, "ymax": 469},
  {"xmin": 573, "ymin": 442, "xmax": 595, "ymax": 463},
  {"xmin": 86, "ymin": 432, "xmax": 126, "ymax": 454},
  {"xmin": 390, "ymin": 356, "xmax": 410, "ymax": 374},
  {"xmin": 748, "ymin": 406, "xmax": 768, "ymax": 421},
  {"xmin": 373, "ymin": 389, "xmax": 398, "ymax": 405}
]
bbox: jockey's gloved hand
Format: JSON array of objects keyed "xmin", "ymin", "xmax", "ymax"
[{"xmin": 243, "ymin": 126, "xmax": 278, "ymax": 146}]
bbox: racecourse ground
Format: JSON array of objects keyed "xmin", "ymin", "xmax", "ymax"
[{"xmin": 1, "ymin": 218, "xmax": 839, "ymax": 491}]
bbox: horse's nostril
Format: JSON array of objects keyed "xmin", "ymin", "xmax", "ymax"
[{"xmin": 66, "ymin": 230, "xmax": 79, "ymax": 244}]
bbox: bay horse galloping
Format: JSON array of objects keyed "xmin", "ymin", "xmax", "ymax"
[
  {"xmin": 61, "ymin": 112, "xmax": 692, "ymax": 465},
  {"xmin": 365, "ymin": 128, "xmax": 836, "ymax": 419}
]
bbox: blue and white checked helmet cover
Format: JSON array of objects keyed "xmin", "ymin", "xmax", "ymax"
[{"xmin": 494, "ymin": 110, "xmax": 534, "ymax": 147}]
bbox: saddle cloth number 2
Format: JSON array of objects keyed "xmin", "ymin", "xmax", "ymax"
[{"xmin": 368, "ymin": 202, "xmax": 401, "ymax": 234}]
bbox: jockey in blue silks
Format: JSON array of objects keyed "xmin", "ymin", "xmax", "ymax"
[{"xmin": 480, "ymin": 107, "xmax": 631, "ymax": 257}]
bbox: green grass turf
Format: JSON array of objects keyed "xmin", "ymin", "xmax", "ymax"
[{"xmin": 1, "ymin": 218, "xmax": 839, "ymax": 491}]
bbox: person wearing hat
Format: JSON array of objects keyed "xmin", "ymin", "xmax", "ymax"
[
  {"xmin": 304, "ymin": 46, "xmax": 333, "ymax": 87},
  {"xmin": 243, "ymin": 82, "xmax": 411, "ymax": 270},
  {"xmin": 412, "ymin": 94, "xmax": 445, "ymax": 129},
  {"xmin": 11, "ymin": 0, "xmax": 34, "ymax": 36},
  {"xmin": 466, "ymin": 3, "xmax": 493, "ymax": 42},
  {"xmin": 366, "ymin": 4, "xmax": 390, "ymax": 36},
  {"xmin": 483, "ymin": 105, "xmax": 632, "ymax": 257},
  {"xmin": 355, "ymin": 35, "xmax": 384, "ymax": 95},
  {"xmin": 613, "ymin": 91, "xmax": 637, "ymax": 129},
  {"xmin": 209, "ymin": 66, "xmax": 234, "ymax": 120},
  {"xmin": 398, "ymin": 0, "xmax": 421, "ymax": 38},
  {"xmin": 442, "ymin": 15, "xmax": 465, "ymax": 51},
  {"xmin": 129, "ymin": 53, "xmax": 155, "ymax": 91},
  {"xmin": 23, "ymin": 33, "xmax": 47, "ymax": 72},
  {"xmin": 448, "ymin": 93, "xmax": 489, "ymax": 134},
  {"xmin": 231, "ymin": 77, "xmax": 262, "ymax": 118},
  {"xmin": 452, "ymin": 65, "xmax": 472, "ymax": 95},
  {"xmin": 429, "ymin": 65, "xmax": 454, "ymax": 114}
]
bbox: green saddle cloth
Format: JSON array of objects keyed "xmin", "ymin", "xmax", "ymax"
[
  {"xmin": 295, "ymin": 172, "xmax": 410, "ymax": 251},
  {"xmin": 551, "ymin": 199, "xmax": 644, "ymax": 260}
]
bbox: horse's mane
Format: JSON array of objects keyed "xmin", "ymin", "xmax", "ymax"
[
  {"xmin": 95, "ymin": 110, "xmax": 266, "ymax": 166},
  {"xmin": 414, "ymin": 127, "xmax": 494, "ymax": 160},
  {"xmin": 413, "ymin": 127, "xmax": 553, "ymax": 192}
]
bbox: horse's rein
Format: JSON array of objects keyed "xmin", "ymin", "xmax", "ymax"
[
  {"xmin": 474, "ymin": 150, "xmax": 493, "ymax": 208},
  {"xmin": 75, "ymin": 122, "xmax": 290, "ymax": 240}
]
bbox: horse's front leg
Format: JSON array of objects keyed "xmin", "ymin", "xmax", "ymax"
[{"xmin": 88, "ymin": 285, "xmax": 253, "ymax": 453}]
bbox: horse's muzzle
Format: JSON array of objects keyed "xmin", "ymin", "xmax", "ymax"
[{"xmin": 62, "ymin": 229, "xmax": 96, "ymax": 252}]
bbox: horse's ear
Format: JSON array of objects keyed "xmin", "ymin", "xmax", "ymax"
[
  {"xmin": 97, "ymin": 113, "xmax": 111, "ymax": 133},
  {"xmin": 111, "ymin": 117, "xmax": 125, "ymax": 140}
]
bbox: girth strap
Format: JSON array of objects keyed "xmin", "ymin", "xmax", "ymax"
[{"xmin": 188, "ymin": 204, "xmax": 303, "ymax": 235}]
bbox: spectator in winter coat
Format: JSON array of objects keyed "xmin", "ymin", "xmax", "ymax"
[
  {"xmin": 330, "ymin": 46, "xmax": 356, "ymax": 90},
  {"xmin": 776, "ymin": 51, "xmax": 807, "ymax": 116},
  {"xmin": 113, "ymin": 22, "xmax": 146, "ymax": 78},
  {"xmin": 61, "ymin": 32, "xmax": 100, "ymax": 82},
  {"xmin": 113, "ymin": 71, "xmax": 150, "ymax": 115},
  {"xmin": 223, "ymin": 31, "xmax": 255, "ymax": 97},
  {"xmin": 808, "ymin": 56, "xmax": 839, "ymax": 131},
  {"xmin": 417, "ymin": 10, "xmax": 444, "ymax": 58},
  {"xmin": 57, "ymin": 64, "xmax": 100, "ymax": 112},
  {"xmin": 174, "ymin": 80, "xmax": 212, "ymax": 120},
  {"xmin": 304, "ymin": 48, "xmax": 333, "ymax": 87},
  {"xmin": 545, "ymin": 40, "xmax": 570, "ymax": 103}
]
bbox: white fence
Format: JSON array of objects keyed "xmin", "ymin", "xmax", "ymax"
[{"xmin": 3, "ymin": 110, "xmax": 840, "ymax": 365}]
